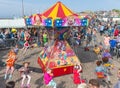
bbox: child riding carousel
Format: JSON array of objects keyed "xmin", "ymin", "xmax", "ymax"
[
  {"xmin": 4, "ymin": 48, "xmax": 17, "ymax": 80},
  {"xmin": 19, "ymin": 62, "xmax": 32, "ymax": 88}
]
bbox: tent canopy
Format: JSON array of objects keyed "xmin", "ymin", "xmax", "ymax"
[
  {"xmin": 42, "ymin": 1, "xmax": 78, "ymax": 20},
  {"xmin": 0, "ymin": 18, "xmax": 26, "ymax": 28}
]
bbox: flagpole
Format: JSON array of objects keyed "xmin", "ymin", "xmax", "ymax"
[{"xmin": 22, "ymin": 0, "xmax": 24, "ymax": 17}]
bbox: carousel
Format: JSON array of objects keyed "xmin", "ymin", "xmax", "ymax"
[{"xmin": 25, "ymin": 1, "xmax": 89, "ymax": 77}]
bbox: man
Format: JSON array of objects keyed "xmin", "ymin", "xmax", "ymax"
[
  {"xmin": 89, "ymin": 79, "xmax": 100, "ymax": 88},
  {"xmin": 100, "ymin": 24, "xmax": 104, "ymax": 36},
  {"xmin": 109, "ymin": 37, "xmax": 117, "ymax": 56}
]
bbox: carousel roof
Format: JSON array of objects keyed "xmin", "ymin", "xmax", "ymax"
[{"xmin": 42, "ymin": 1, "xmax": 78, "ymax": 19}]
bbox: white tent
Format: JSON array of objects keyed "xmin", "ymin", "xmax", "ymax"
[{"xmin": 0, "ymin": 18, "xmax": 26, "ymax": 28}]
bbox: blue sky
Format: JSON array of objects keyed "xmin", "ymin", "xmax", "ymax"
[{"xmin": 0, "ymin": 0, "xmax": 120, "ymax": 18}]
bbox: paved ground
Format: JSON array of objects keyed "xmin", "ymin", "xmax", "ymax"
[{"xmin": 0, "ymin": 33, "xmax": 120, "ymax": 88}]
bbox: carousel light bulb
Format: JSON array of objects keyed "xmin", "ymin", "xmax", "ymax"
[
  {"xmin": 49, "ymin": 20, "xmax": 51, "ymax": 23},
  {"xmin": 57, "ymin": 20, "xmax": 59, "ymax": 23}
]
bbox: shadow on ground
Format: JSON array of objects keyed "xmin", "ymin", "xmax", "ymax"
[
  {"xmin": 57, "ymin": 81, "xmax": 66, "ymax": 88},
  {"xmin": 0, "ymin": 76, "xmax": 6, "ymax": 88},
  {"xmin": 15, "ymin": 64, "xmax": 43, "ymax": 74},
  {"xmin": 19, "ymin": 49, "xmax": 41, "ymax": 61},
  {"xmin": 35, "ymin": 76, "xmax": 44, "ymax": 88},
  {"xmin": 0, "ymin": 49, "xmax": 9, "ymax": 70},
  {"xmin": 72, "ymin": 46, "xmax": 98, "ymax": 63}
]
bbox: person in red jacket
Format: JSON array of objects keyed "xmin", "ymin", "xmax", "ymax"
[
  {"xmin": 114, "ymin": 29, "xmax": 119, "ymax": 37},
  {"xmin": 73, "ymin": 64, "xmax": 85, "ymax": 85}
]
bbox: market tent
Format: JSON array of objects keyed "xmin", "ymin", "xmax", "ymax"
[
  {"xmin": 42, "ymin": 1, "xmax": 78, "ymax": 19},
  {"xmin": 0, "ymin": 18, "xmax": 26, "ymax": 28}
]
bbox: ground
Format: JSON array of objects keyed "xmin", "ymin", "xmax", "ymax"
[{"xmin": 0, "ymin": 33, "xmax": 120, "ymax": 88}]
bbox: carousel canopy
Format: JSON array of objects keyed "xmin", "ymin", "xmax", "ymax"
[{"xmin": 42, "ymin": 1, "xmax": 78, "ymax": 19}]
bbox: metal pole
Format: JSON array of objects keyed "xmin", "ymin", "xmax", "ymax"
[{"xmin": 22, "ymin": 0, "xmax": 24, "ymax": 17}]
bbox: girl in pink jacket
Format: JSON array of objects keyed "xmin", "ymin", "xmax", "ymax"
[{"xmin": 44, "ymin": 68, "xmax": 57, "ymax": 88}]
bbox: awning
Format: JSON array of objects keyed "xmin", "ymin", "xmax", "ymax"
[{"xmin": 0, "ymin": 18, "xmax": 26, "ymax": 28}]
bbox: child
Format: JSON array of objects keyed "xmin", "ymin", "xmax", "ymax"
[
  {"xmin": 95, "ymin": 60, "xmax": 106, "ymax": 78},
  {"xmin": 93, "ymin": 45, "xmax": 101, "ymax": 55},
  {"xmin": 102, "ymin": 49, "xmax": 112, "ymax": 61},
  {"xmin": 44, "ymin": 68, "xmax": 57, "ymax": 88},
  {"xmin": 14, "ymin": 45, "xmax": 19, "ymax": 54},
  {"xmin": 4, "ymin": 49, "xmax": 17, "ymax": 80},
  {"xmin": 22, "ymin": 40, "xmax": 30, "ymax": 55},
  {"xmin": 19, "ymin": 62, "xmax": 31, "ymax": 88},
  {"xmin": 94, "ymin": 45, "xmax": 101, "ymax": 59},
  {"xmin": 102, "ymin": 57, "xmax": 113, "ymax": 84},
  {"xmin": 73, "ymin": 64, "xmax": 85, "ymax": 85}
]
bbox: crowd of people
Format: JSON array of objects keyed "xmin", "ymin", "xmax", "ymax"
[{"xmin": 2, "ymin": 17, "xmax": 120, "ymax": 88}]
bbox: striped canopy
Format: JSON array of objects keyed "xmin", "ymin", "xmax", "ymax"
[{"xmin": 42, "ymin": 1, "xmax": 78, "ymax": 20}]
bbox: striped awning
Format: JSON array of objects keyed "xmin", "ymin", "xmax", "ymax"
[{"xmin": 42, "ymin": 1, "xmax": 78, "ymax": 20}]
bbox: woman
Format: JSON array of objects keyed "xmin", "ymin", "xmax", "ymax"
[
  {"xmin": 76, "ymin": 33, "xmax": 81, "ymax": 45},
  {"xmin": 104, "ymin": 34, "xmax": 110, "ymax": 49},
  {"xmin": 24, "ymin": 30, "xmax": 30, "ymax": 42}
]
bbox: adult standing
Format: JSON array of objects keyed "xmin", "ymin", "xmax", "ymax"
[
  {"xmin": 92, "ymin": 28, "xmax": 97, "ymax": 45},
  {"xmin": 43, "ymin": 30, "xmax": 48, "ymax": 45},
  {"xmin": 24, "ymin": 30, "xmax": 30, "ymax": 42},
  {"xmin": 99, "ymin": 24, "xmax": 104, "ymax": 36},
  {"xmin": 104, "ymin": 34, "xmax": 110, "ymax": 49}
]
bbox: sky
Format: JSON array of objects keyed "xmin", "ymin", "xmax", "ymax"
[{"xmin": 0, "ymin": 0, "xmax": 120, "ymax": 18}]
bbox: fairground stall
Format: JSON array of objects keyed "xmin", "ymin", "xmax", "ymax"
[{"xmin": 25, "ymin": 1, "xmax": 89, "ymax": 77}]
